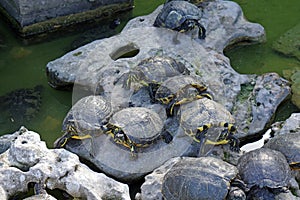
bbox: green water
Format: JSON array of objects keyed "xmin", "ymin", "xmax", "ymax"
[{"xmin": 0, "ymin": 0, "xmax": 299, "ymax": 147}]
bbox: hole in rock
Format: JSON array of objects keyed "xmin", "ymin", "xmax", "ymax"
[
  {"xmin": 21, "ymin": 140, "xmax": 28, "ymax": 144},
  {"xmin": 109, "ymin": 43, "xmax": 140, "ymax": 61}
]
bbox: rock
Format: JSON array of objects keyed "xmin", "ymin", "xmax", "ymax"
[
  {"xmin": 47, "ymin": 0, "xmax": 291, "ymax": 182},
  {"xmin": 0, "ymin": 127, "xmax": 130, "ymax": 200},
  {"xmin": 273, "ymin": 23, "xmax": 300, "ymax": 61},
  {"xmin": 123, "ymin": 0, "xmax": 265, "ymax": 53},
  {"xmin": 283, "ymin": 68, "xmax": 300, "ymax": 109},
  {"xmin": 271, "ymin": 113, "xmax": 300, "ymax": 136},
  {"xmin": 0, "ymin": 0, "xmax": 133, "ymax": 38},
  {"xmin": 232, "ymin": 73, "xmax": 291, "ymax": 138},
  {"xmin": 0, "ymin": 129, "xmax": 21, "ymax": 154},
  {"xmin": 0, "ymin": 85, "xmax": 43, "ymax": 132}
]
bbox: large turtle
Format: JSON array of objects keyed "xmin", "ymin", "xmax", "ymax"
[
  {"xmin": 102, "ymin": 107, "xmax": 173, "ymax": 157},
  {"xmin": 115, "ymin": 55, "xmax": 190, "ymax": 90},
  {"xmin": 178, "ymin": 98, "xmax": 239, "ymax": 152},
  {"xmin": 154, "ymin": 1, "xmax": 206, "ymax": 39},
  {"xmin": 162, "ymin": 157, "xmax": 243, "ymax": 200},
  {"xmin": 264, "ymin": 132, "xmax": 300, "ymax": 170},
  {"xmin": 237, "ymin": 148, "xmax": 300, "ymax": 198},
  {"xmin": 54, "ymin": 95, "xmax": 112, "ymax": 155},
  {"xmin": 153, "ymin": 75, "xmax": 213, "ymax": 116},
  {"xmin": 0, "ymin": 85, "xmax": 43, "ymax": 126}
]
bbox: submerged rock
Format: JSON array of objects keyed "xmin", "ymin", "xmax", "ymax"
[
  {"xmin": 0, "ymin": 85, "xmax": 43, "ymax": 132},
  {"xmin": 283, "ymin": 67, "xmax": 300, "ymax": 109},
  {"xmin": 273, "ymin": 23, "xmax": 300, "ymax": 61},
  {"xmin": 0, "ymin": 127, "xmax": 130, "ymax": 200}
]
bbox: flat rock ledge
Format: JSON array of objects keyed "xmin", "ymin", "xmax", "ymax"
[
  {"xmin": 0, "ymin": 127, "xmax": 130, "ymax": 200},
  {"xmin": 46, "ymin": 0, "xmax": 289, "ymax": 139},
  {"xmin": 46, "ymin": 0, "xmax": 291, "ymax": 182}
]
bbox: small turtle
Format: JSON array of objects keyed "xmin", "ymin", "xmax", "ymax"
[
  {"xmin": 0, "ymin": 85, "xmax": 42, "ymax": 125},
  {"xmin": 153, "ymin": 75, "xmax": 212, "ymax": 116},
  {"xmin": 237, "ymin": 148, "xmax": 299, "ymax": 197},
  {"xmin": 264, "ymin": 132, "xmax": 300, "ymax": 170},
  {"xmin": 162, "ymin": 157, "xmax": 242, "ymax": 200},
  {"xmin": 115, "ymin": 55, "xmax": 190, "ymax": 90},
  {"xmin": 154, "ymin": 1, "xmax": 206, "ymax": 39},
  {"xmin": 54, "ymin": 95, "xmax": 112, "ymax": 155},
  {"xmin": 178, "ymin": 98, "xmax": 239, "ymax": 152},
  {"xmin": 102, "ymin": 107, "xmax": 173, "ymax": 157}
]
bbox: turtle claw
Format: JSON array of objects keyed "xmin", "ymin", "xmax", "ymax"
[
  {"xmin": 161, "ymin": 130, "xmax": 173, "ymax": 144},
  {"xmin": 229, "ymin": 138, "xmax": 240, "ymax": 153}
]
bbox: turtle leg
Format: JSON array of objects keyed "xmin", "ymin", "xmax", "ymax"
[
  {"xmin": 227, "ymin": 134, "xmax": 240, "ymax": 152},
  {"xmin": 161, "ymin": 94, "xmax": 177, "ymax": 116},
  {"xmin": 290, "ymin": 162, "xmax": 300, "ymax": 170},
  {"xmin": 217, "ymin": 122, "xmax": 237, "ymax": 141},
  {"xmin": 161, "ymin": 129, "xmax": 173, "ymax": 144},
  {"xmin": 148, "ymin": 82, "xmax": 161, "ymax": 103},
  {"xmin": 193, "ymin": 124, "xmax": 211, "ymax": 143},
  {"xmin": 196, "ymin": 21, "xmax": 206, "ymax": 39},
  {"xmin": 54, "ymin": 134, "xmax": 70, "ymax": 148}
]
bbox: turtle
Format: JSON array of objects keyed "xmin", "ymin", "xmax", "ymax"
[
  {"xmin": 264, "ymin": 132, "xmax": 300, "ymax": 170},
  {"xmin": 162, "ymin": 156, "xmax": 243, "ymax": 200},
  {"xmin": 152, "ymin": 75, "xmax": 213, "ymax": 116},
  {"xmin": 101, "ymin": 107, "xmax": 173, "ymax": 157},
  {"xmin": 154, "ymin": 1, "xmax": 206, "ymax": 39},
  {"xmin": 237, "ymin": 148, "xmax": 300, "ymax": 197},
  {"xmin": 54, "ymin": 95, "xmax": 112, "ymax": 155},
  {"xmin": 178, "ymin": 98, "xmax": 240, "ymax": 152},
  {"xmin": 0, "ymin": 85, "xmax": 43, "ymax": 126},
  {"xmin": 114, "ymin": 55, "xmax": 190, "ymax": 90}
]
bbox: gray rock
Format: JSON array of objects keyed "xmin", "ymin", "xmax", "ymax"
[
  {"xmin": 0, "ymin": 127, "xmax": 130, "ymax": 200},
  {"xmin": 48, "ymin": 0, "xmax": 290, "ymax": 183},
  {"xmin": 232, "ymin": 73, "xmax": 291, "ymax": 138},
  {"xmin": 123, "ymin": 0, "xmax": 265, "ymax": 53},
  {"xmin": 0, "ymin": 0, "xmax": 132, "ymax": 27},
  {"xmin": 0, "ymin": 129, "xmax": 21, "ymax": 154},
  {"xmin": 272, "ymin": 113, "xmax": 300, "ymax": 136}
]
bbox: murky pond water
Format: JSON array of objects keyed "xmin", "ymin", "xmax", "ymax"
[{"xmin": 0, "ymin": 0, "xmax": 299, "ymax": 148}]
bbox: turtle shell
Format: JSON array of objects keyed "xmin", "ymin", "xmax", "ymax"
[
  {"xmin": 136, "ymin": 55, "xmax": 190, "ymax": 83},
  {"xmin": 154, "ymin": 1, "xmax": 202, "ymax": 30},
  {"xmin": 264, "ymin": 132, "xmax": 300, "ymax": 168},
  {"xmin": 237, "ymin": 148, "xmax": 292, "ymax": 189},
  {"xmin": 0, "ymin": 85, "xmax": 42, "ymax": 124},
  {"xmin": 155, "ymin": 75, "xmax": 207, "ymax": 101},
  {"xmin": 108, "ymin": 107, "xmax": 163, "ymax": 144},
  {"xmin": 63, "ymin": 95, "xmax": 112, "ymax": 132},
  {"xmin": 162, "ymin": 157, "xmax": 238, "ymax": 200},
  {"xmin": 179, "ymin": 98, "xmax": 234, "ymax": 133}
]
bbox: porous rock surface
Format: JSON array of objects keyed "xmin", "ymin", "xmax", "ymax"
[{"xmin": 0, "ymin": 127, "xmax": 130, "ymax": 200}]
